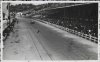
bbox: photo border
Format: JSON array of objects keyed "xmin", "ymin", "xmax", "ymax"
[{"xmin": 1, "ymin": 1, "xmax": 100, "ymax": 62}]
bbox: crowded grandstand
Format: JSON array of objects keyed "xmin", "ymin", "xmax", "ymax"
[
  {"xmin": 2, "ymin": 3, "xmax": 98, "ymax": 44},
  {"xmin": 33, "ymin": 3, "xmax": 98, "ymax": 43}
]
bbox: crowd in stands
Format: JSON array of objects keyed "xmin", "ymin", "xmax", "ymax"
[
  {"xmin": 42, "ymin": 17, "xmax": 98, "ymax": 38},
  {"xmin": 38, "ymin": 3, "xmax": 98, "ymax": 38}
]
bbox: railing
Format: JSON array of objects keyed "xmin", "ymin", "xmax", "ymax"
[{"xmin": 39, "ymin": 20, "xmax": 98, "ymax": 43}]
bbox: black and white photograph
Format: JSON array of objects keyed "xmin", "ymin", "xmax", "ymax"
[{"xmin": 2, "ymin": 1, "xmax": 98, "ymax": 60}]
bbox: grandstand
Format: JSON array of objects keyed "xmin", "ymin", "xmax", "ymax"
[{"xmin": 36, "ymin": 3, "xmax": 98, "ymax": 43}]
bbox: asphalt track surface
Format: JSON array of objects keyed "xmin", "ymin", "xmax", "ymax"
[
  {"xmin": 26, "ymin": 17, "xmax": 98, "ymax": 60},
  {"xmin": 3, "ymin": 17, "xmax": 98, "ymax": 60}
]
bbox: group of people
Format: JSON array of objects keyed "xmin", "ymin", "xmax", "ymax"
[
  {"xmin": 43, "ymin": 17, "xmax": 98, "ymax": 37},
  {"xmin": 3, "ymin": 16, "xmax": 18, "ymax": 40}
]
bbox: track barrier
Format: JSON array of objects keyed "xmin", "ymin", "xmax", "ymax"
[{"xmin": 39, "ymin": 20, "xmax": 98, "ymax": 43}]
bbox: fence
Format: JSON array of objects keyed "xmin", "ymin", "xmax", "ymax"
[{"xmin": 39, "ymin": 20, "xmax": 98, "ymax": 43}]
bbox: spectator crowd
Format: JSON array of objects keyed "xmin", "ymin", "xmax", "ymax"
[{"xmin": 43, "ymin": 17, "xmax": 98, "ymax": 38}]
